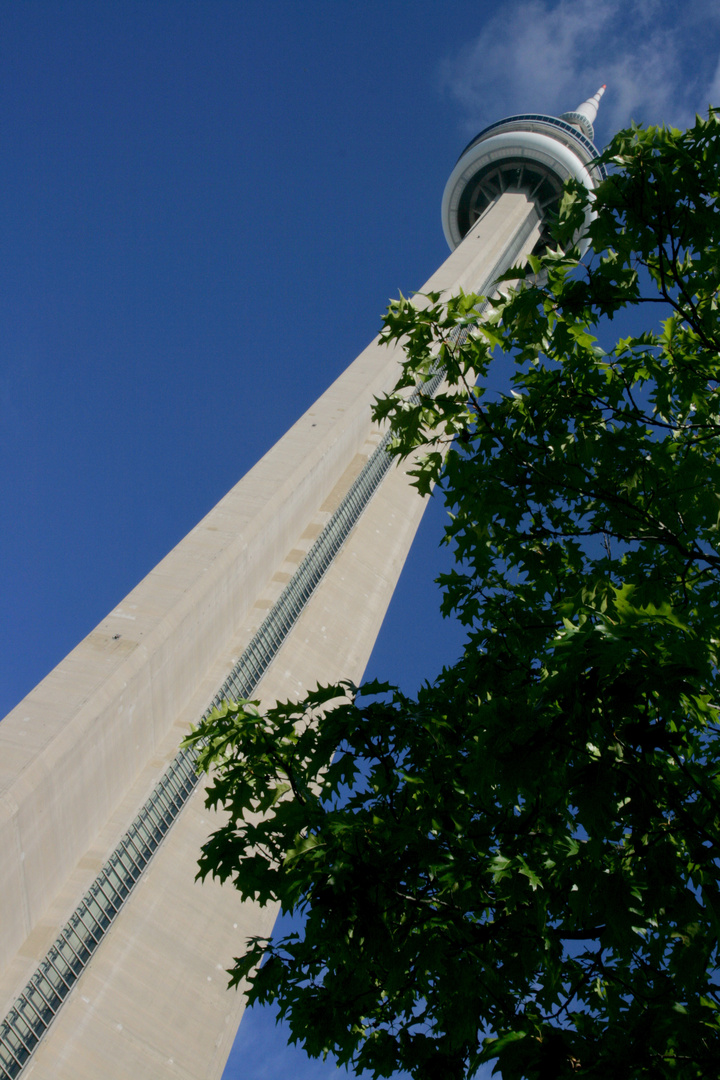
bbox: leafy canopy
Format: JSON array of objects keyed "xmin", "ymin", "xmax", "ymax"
[{"xmin": 185, "ymin": 113, "xmax": 720, "ymax": 1079}]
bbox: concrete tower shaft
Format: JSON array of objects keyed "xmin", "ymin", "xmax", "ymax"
[{"xmin": 0, "ymin": 91, "xmax": 604, "ymax": 1080}]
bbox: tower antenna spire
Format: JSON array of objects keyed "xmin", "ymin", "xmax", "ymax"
[{"xmin": 561, "ymin": 85, "xmax": 606, "ymax": 141}]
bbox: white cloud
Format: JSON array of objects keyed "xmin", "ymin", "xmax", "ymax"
[{"xmin": 439, "ymin": 0, "xmax": 720, "ymax": 144}]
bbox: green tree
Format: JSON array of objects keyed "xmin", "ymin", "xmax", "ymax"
[{"xmin": 185, "ymin": 113, "xmax": 720, "ymax": 1079}]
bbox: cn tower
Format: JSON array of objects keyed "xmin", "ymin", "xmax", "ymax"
[{"xmin": 0, "ymin": 88, "xmax": 605, "ymax": 1079}]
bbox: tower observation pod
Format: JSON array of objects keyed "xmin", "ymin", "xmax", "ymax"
[
  {"xmin": 0, "ymin": 90, "xmax": 605, "ymax": 1080},
  {"xmin": 442, "ymin": 85, "xmax": 607, "ymax": 256}
]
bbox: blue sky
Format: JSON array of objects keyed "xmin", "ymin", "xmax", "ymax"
[{"xmin": 2, "ymin": 2, "xmax": 720, "ymax": 1078}]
